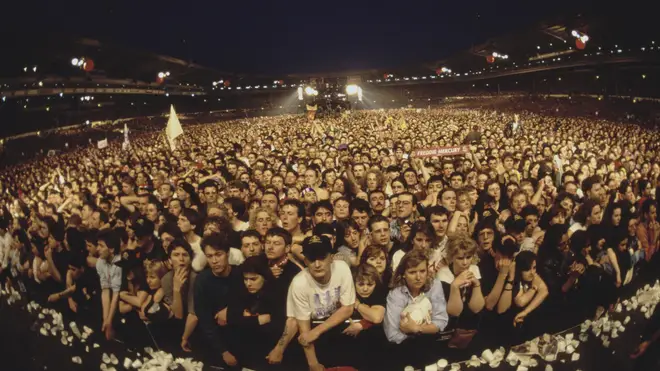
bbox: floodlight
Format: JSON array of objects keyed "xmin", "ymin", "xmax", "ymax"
[
  {"xmin": 71, "ymin": 58, "xmax": 79, "ymax": 66},
  {"xmin": 304, "ymin": 86, "xmax": 317, "ymax": 96},
  {"xmin": 346, "ymin": 84, "xmax": 359, "ymax": 95}
]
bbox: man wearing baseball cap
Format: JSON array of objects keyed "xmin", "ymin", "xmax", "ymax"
[
  {"xmin": 130, "ymin": 216, "xmax": 166, "ymax": 262},
  {"xmin": 286, "ymin": 235, "xmax": 356, "ymax": 371}
]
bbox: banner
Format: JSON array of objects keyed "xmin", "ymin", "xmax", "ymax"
[
  {"xmin": 166, "ymin": 105, "xmax": 183, "ymax": 150},
  {"xmin": 123, "ymin": 123, "xmax": 130, "ymax": 150},
  {"xmin": 306, "ymin": 104, "xmax": 318, "ymax": 121},
  {"xmin": 97, "ymin": 139, "xmax": 108, "ymax": 149},
  {"xmin": 412, "ymin": 145, "xmax": 470, "ymax": 158}
]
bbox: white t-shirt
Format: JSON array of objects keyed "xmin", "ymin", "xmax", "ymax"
[
  {"xmin": 568, "ymin": 222, "xmax": 585, "ymax": 236},
  {"xmin": 0, "ymin": 232, "xmax": 12, "ymax": 269},
  {"xmin": 234, "ymin": 221, "xmax": 249, "ymax": 232},
  {"xmin": 392, "ymin": 236, "xmax": 448, "ymax": 273},
  {"xmin": 391, "ymin": 249, "xmax": 406, "ymax": 273},
  {"xmin": 287, "ymin": 260, "xmax": 356, "ymax": 321},
  {"xmin": 190, "ymin": 238, "xmax": 244, "ymax": 271},
  {"xmin": 436, "ymin": 264, "xmax": 481, "ymax": 284}
]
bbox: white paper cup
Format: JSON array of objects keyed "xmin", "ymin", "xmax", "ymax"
[
  {"xmin": 482, "ymin": 349, "xmax": 494, "ymax": 363},
  {"xmin": 558, "ymin": 340, "xmax": 566, "ymax": 353}
]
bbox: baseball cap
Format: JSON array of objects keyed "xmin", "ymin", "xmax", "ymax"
[
  {"xmin": 303, "ymin": 235, "xmax": 333, "ymax": 261},
  {"xmin": 504, "ymin": 216, "xmax": 526, "ymax": 234},
  {"xmin": 131, "ymin": 216, "xmax": 155, "ymax": 238},
  {"xmin": 116, "ymin": 249, "xmax": 143, "ymax": 269}
]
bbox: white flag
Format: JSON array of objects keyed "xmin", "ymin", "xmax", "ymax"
[
  {"xmin": 122, "ymin": 123, "xmax": 130, "ymax": 150},
  {"xmin": 165, "ymin": 104, "xmax": 183, "ymax": 150},
  {"xmin": 97, "ymin": 139, "xmax": 108, "ymax": 149}
]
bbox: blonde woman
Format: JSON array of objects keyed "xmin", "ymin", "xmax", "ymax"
[
  {"xmin": 436, "ymin": 235, "xmax": 485, "ymax": 339},
  {"xmin": 249, "ymin": 206, "xmax": 278, "ymax": 237}
]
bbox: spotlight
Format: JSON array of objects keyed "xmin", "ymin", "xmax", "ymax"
[
  {"xmin": 59, "ymin": 92, "xmax": 63, "ymax": 97},
  {"xmin": 213, "ymin": 81, "xmax": 218, "ymax": 86},
  {"xmin": 166, "ymin": 72, "xmax": 170, "ymax": 76},
  {"xmin": 38, "ymin": 81, "xmax": 43, "ymax": 87},
  {"xmin": 71, "ymin": 58, "xmax": 79, "ymax": 66},
  {"xmin": 158, "ymin": 72, "xmax": 165, "ymax": 79},
  {"xmin": 304, "ymin": 86, "xmax": 318, "ymax": 96},
  {"xmin": 346, "ymin": 84, "xmax": 359, "ymax": 95},
  {"xmin": 571, "ymin": 30, "xmax": 578, "ymax": 37}
]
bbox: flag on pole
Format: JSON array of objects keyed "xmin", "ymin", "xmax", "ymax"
[
  {"xmin": 122, "ymin": 123, "xmax": 130, "ymax": 150},
  {"xmin": 165, "ymin": 105, "xmax": 183, "ymax": 150}
]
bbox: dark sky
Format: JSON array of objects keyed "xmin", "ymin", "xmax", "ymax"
[{"xmin": 13, "ymin": 0, "xmax": 599, "ymax": 75}]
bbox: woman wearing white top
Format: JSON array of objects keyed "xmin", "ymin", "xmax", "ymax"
[{"xmin": 568, "ymin": 199, "xmax": 602, "ymax": 238}]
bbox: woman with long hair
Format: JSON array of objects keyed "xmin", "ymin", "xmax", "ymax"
[
  {"xmin": 363, "ymin": 169, "xmax": 385, "ymax": 193},
  {"xmin": 176, "ymin": 183, "xmax": 201, "ymax": 210},
  {"xmin": 568, "ymin": 199, "xmax": 602, "ymax": 237},
  {"xmin": 508, "ymin": 251, "xmax": 549, "ymax": 333},
  {"xmin": 391, "ymin": 222, "xmax": 436, "ymax": 273},
  {"xmin": 333, "ymin": 177, "xmax": 356, "ymax": 201},
  {"xmin": 384, "ymin": 250, "xmax": 448, "ymax": 368},
  {"xmin": 226, "ymin": 255, "xmax": 279, "ymax": 369},
  {"xmin": 334, "ymin": 219, "xmax": 361, "ymax": 267},
  {"xmin": 359, "ymin": 245, "xmax": 391, "ymax": 285}
]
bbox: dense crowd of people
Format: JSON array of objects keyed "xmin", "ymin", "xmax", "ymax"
[{"xmin": 0, "ymin": 105, "xmax": 659, "ymax": 370}]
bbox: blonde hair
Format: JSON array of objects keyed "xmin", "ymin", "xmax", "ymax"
[
  {"xmin": 445, "ymin": 234, "xmax": 478, "ymax": 265},
  {"xmin": 249, "ymin": 206, "xmax": 279, "ymax": 230},
  {"xmin": 144, "ymin": 261, "xmax": 168, "ymax": 279}
]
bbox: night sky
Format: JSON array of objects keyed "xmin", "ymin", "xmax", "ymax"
[{"xmin": 12, "ymin": 0, "xmax": 602, "ymax": 75}]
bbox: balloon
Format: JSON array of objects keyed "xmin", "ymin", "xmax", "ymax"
[
  {"xmin": 83, "ymin": 59, "xmax": 95, "ymax": 72},
  {"xmin": 224, "ymin": 80, "xmax": 231, "ymax": 87},
  {"xmin": 576, "ymin": 39, "xmax": 586, "ymax": 50},
  {"xmin": 486, "ymin": 56, "xmax": 495, "ymax": 64}
]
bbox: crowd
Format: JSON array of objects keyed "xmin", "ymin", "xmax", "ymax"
[{"xmin": 0, "ymin": 105, "xmax": 659, "ymax": 371}]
